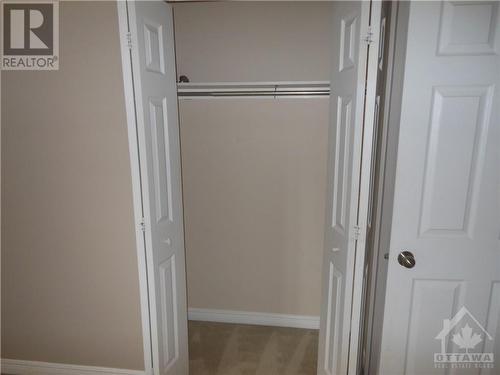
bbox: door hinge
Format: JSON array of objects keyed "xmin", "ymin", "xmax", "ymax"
[
  {"xmin": 126, "ymin": 32, "xmax": 133, "ymax": 50},
  {"xmin": 362, "ymin": 26, "xmax": 374, "ymax": 45},
  {"xmin": 353, "ymin": 224, "xmax": 362, "ymax": 241},
  {"xmin": 139, "ymin": 218, "xmax": 146, "ymax": 232}
]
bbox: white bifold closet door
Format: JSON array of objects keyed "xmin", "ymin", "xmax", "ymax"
[
  {"xmin": 127, "ymin": 1, "xmax": 189, "ymax": 374},
  {"xmin": 318, "ymin": 1, "xmax": 382, "ymax": 375}
]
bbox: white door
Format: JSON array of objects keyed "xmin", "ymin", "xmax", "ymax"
[
  {"xmin": 127, "ymin": 1, "xmax": 189, "ymax": 374},
  {"xmin": 318, "ymin": 1, "xmax": 382, "ymax": 374},
  {"xmin": 379, "ymin": 2, "xmax": 500, "ymax": 374}
]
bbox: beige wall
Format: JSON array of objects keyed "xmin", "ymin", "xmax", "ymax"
[
  {"xmin": 173, "ymin": 2, "xmax": 333, "ymax": 82},
  {"xmin": 179, "ymin": 99, "xmax": 329, "ymax": 316},
  {"xmin": 175, "ymin": 2, "xmax": 331, "ymax": 316},
  {"xmin": 1, "ymin": 2, "xmax": 144, "ymax": 369}
]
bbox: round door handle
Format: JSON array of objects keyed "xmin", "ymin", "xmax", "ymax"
[{"xmin": 398, "ymin": 251, "xmax": 416, "ymax": 269}]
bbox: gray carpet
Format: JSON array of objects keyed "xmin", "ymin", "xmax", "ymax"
[{"xmin": 188, "ymin": 321, "xmax": 318, "ymax": 375}]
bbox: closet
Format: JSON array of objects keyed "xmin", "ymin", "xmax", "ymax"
[
  {"xmin": 172, "ymin": 4, "xmax": 332, "ymax": 373},
  {"xmin": 174, "ymin": 1, "xmax": 331, "ymax": 328},
  {"xmin": 118, "ymin": 1, "xmax": 391, "ymax": 374}
]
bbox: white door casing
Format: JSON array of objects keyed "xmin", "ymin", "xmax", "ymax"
[
  {"xmin": 318, "ymin": 1, "xmax": 382, "ymax": 374},
  {"xmin": 119, "ymin": 1, "xmax": 189, "ymax": 374},
  {"xmin": 378, "ymin": 2, "xmax": 500, "ymax": 374},
  {"xmin": 359, "ymin": 1, "xmax": 394, "ymax": 373}
]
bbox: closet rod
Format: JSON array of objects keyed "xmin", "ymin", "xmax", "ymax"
[{"xmin": 177, "ymin": 81, "xmax": 330, "ymax": 99}]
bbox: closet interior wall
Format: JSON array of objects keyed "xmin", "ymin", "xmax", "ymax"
[{"xmin": 173, "ymin": 2, "xmax": 334, "ymax": 317}]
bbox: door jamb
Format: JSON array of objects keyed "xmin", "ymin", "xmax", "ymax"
[
  {"xmin": 362, "ymin": 2, "xmax": 410, "ymax": 373},
  {"xmin": 346, "ymin": 1, "xmax": 384, "ymax": 373},
  {"xmin": 117, "ymin": 1, "xmax": 154, "ymax": 374},
  {"xmin": 358, "ymin": 1, "xmax": 402, "ymax": 373}
]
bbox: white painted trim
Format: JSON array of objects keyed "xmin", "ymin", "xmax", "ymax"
[
  {"xmin": 188, "ymin": 308, "xmax": 320, "ymax": 330},
  {"xmin": 1, "ymin": 359, "xmax": 145, "ymax": 375},
  {"xmin": 362, "ymin": 3, "xmax": 404, "ymax": 373},
  {"xmin": 347, "ymin": 1, "xmax": 384, "ymax": 374},
  {"xmin": 116, "ymin": 2, "xmax": 153, "ymax": 375}
]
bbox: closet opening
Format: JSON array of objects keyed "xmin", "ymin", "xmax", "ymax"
[
  {"xmin": 170, "ymin": 1, "xmax": 394, "ymax": 374},
  {"xmin": 173, "ymin": 3, "xmax": 332, "ymax": 373},
  {"xmin": 118, "ymin": 1, "xmax": 396, "ymax": 374}
]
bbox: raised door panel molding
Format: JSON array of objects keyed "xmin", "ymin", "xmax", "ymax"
[
  {"xmin": 419, "ymin": 85, "xmax": 493, "ymax": 239},
  {"xmin": 149, "ymin": 97, "xmax": 174, "ymax": 224},
  {"xmin": 339, "ymin": 13, "xmax": 358, "ymax": 72},
  {"xmin": 144, "ymin": 21, "xmax": 165, "ymax": 74},
  {"xmin": 323, "ymin": 262, "xmax": 343, "ymax": 375},
  {"xmin": 438, "ymin": 1, "xmax": 499, "ymax": 56},
  {"xmin": 404, "ymin": 279, "xmax": 465, "ymax": 374},
  {"xmin": 159, "ymin": 254, "xmax": 179, "ymax": 371},
  {"xmin": 332, "ymin": 96, "xmax": 353, "ymax": 235}
]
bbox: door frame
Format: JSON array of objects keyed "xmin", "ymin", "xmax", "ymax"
[
  {"xmin": 116, "ymin": 1, "xmax": 395, "ymax": 374},
  {"xmin": 360, "ymin": 2, "xmax": 410, "ymax": 373},
  {"xmin": 117, "ymin": 1, "xmax": 154, "ymax": 374},
  {"xmin": 344, "ymin": 1, "xmax": 386, "ymax": 373}
]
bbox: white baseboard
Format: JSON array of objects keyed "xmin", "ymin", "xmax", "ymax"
[
  {"xmin": 1, "ymin": 359, "xmax": 146, "ymax": 375},
  {"xmin": 188, "ymin": 308, "xmax": 320, "ymax": 329}
]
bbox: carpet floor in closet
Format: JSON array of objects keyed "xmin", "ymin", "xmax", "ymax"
[{"xmin": 188, "ymin": 321, "xmax": 318, "ymax": 375}]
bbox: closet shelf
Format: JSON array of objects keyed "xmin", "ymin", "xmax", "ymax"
[{"xmin": 177, "ymin": 81, "xmax": 330, "ymax": 99}]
